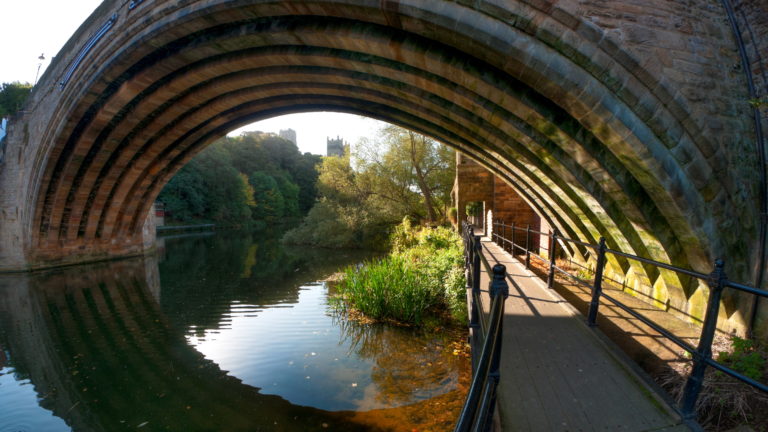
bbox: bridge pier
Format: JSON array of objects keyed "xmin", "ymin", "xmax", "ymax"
[{"xmin": 0, "ymin": 122, "xmax": 157, "ymax": 272}]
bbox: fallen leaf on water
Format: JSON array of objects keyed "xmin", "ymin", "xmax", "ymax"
[
  {"xmin": 323, "ymin": 423, "xmax": 328, "ymax": 428},
  {"xmin": 352, "ymin": 383, "xmax": 357, "ymax": 387},
  {"xmin": 138, "ymin": 422, "xmax": 149, "ymax": 428}
]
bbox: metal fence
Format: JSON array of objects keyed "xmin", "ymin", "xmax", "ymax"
[
  {"xmin": 489, "ymin": 219, "xmax": 768, "ymax": 422},
  {"xmin": 455, "ymin": 222, "xmax": 509, "ymax": 432}
]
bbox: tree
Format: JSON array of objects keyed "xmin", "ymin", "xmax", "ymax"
[
  {"xmin": 284, "ymin": 124, "xmax": 456, "ymax": 248},
  {"xmin": 158, "ymin": 160, "xmax": 207, "ymax": 221},
  {"xmin": 355, "ymin": 124, "xmax": 455, "ymax": 223},
  {"xmin": 0, "ymin": 82, "xmax": 33, "ymax": 117},
  {"xmin": 249, "ymin": 172, "xmax": 284, "ymax": 222},
  {"xmin": 157, "ymin": 132, "xmax": 322, "ymax": 226}
]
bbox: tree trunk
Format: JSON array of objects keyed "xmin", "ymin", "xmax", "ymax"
[{"xmin": 409, "ymin": 132, "xmax": 437, "ymax": 223}]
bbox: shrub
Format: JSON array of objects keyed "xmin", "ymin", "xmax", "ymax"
[{"xmin": 340, "ymin": 219, "xmax": 467, "ymax": 324}]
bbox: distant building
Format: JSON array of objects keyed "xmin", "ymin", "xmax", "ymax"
[
  {"xmin": 279, "ymin": 128, "xmax": 297, "ymax": 146},
  {"xmin": 327, "ymin": 135, "xmax": 347, "ymax": 157}
]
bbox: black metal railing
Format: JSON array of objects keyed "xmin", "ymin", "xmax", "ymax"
[
  {"xmin": 455, "ymin": 221, "xmax": 509, "ymax": 432},
  {"xmin": 489, "ymin": 219, "xmax": 768, "ymax": 421}
]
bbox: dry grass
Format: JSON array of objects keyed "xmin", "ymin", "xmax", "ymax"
[{"xmin": 657, "ymin": 334, "xmax": 768, "ymax": 430}]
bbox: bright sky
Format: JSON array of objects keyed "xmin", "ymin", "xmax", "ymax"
[
  {"xmin": 0, "ymin": 0, "xmax": 386, "ymax": 156},
  {"xmin": 229, "ymin": 113, "xmax": 385, "ymax": 155},
  {"xmin": 0, "ymin": 0, "xmax": 103, "ymax": 86}
]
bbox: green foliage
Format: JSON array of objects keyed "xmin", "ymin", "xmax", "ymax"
[
  {"xmin": 390, "ymin": 217, "xmax": 419, "ymax": 252},
  {"xmin": 158, "ymin": 133, "xmax": 320, "ymax": 226},
  {"xmin": 339, "ymin": 220, "xmax": 467, "ymax": 324},
  {"xmin": 284, "ymin": 124, "xmax": 456, "ymax": 249},
  {"xmin": 748, "ymin": 97, "xmax": 768, "ymax": 111},
  {"xmin": 281, "ymin": 198, "xmax": 388, "ymax": 249},
  {"xmin": 0, "ymin": 82, "xmax": 33, "ymax": 117},
  {"xmin": 249, "ymin": 172, "xmax": 284, "ymax": 222},
  {"xmin": 466, "ymin": 202, "xmax": 482, "ymax": 216},
  {"xmin": 717, "ymin": 336, "xmax": 766, "ymax": 380},
  {"xmin": 342, "ymin": 256, "xmax": 432, "ymax": 323}
]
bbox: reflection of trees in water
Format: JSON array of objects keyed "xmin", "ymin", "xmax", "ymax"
[
  {"xmin": 159, "ymin": 227, "xmax": 379, "ymax": 334},
  {"xmin": 336, "ymin": 317, "xmax": 459, "ymax": 407},
  {"xmin": 0, "ymin": 258, "xmax": 389, "ymax": 432}
]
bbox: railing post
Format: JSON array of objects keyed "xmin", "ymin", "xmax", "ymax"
[
  {"xmin": 466, "ymin": 235, "xmax": 481, "ymax": 374},
  {"xmin": 679, "ymin": 259, "xmax": 726, "ymax": 420},
  {"xmin": 525, "ymin": 225, "xmax": 531, "ymax": 269},
  {"xmin": 547, "ymin": 231, "xmax": 558, "ymax": 288},
  {"xmin": 500, "ymin": 221, "xmax": 505, "ymax": 248},
  {"xmin": 587, "ymin": 237, "xmax": 606, "ymax": 326},
  {"xmin": 473, "ymin": 237, "xmax": 482, "ymax": 293},
  {"xmin": 482, "ymin": 264, "xmax": 509, "ymax": 431},
  {"xmin": 468, "ymin": 226, "xmax": 475, "ymax": 270},
  {"xmin": 510, "ymin": 222, "xmax": 515, "ymax": 256},
  {"xmin": 463, "ymin": 222, "xmax": 470, "ymax": 269}
]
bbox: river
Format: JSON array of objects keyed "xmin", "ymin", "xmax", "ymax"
[{"xmin": 0, "ymin": 226, "xmax": 470, "ymax": 432}]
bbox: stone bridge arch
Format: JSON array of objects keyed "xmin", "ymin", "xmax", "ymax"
[{"xmin": 0, "ymin": 0, "xmax": 764, "ymax": 334}]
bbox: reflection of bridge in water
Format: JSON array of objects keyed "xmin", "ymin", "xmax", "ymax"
[
  {"xmin": 0, "ymin": 230, "xmax": 469, "ymax": 432},
  {"xmin": 0, "ymin": 257, "xmax": 345, "ymax": 431}
]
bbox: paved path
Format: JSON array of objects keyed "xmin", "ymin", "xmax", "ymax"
[{"xmin": 471, "ymin": 233, "xmax": 687, "ymax": 432}]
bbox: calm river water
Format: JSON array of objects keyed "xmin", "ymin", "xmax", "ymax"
[{"xmin": 0, "ymin": 227, "xmax": 469, "ymax": 432}]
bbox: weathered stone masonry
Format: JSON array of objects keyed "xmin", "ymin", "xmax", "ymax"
[{"xmin": 0, "ymin": 0, "xmax": 765, "ymax": 338}]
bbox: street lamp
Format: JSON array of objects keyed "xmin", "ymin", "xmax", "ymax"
[{"xmin": 34, "ymin": 54, "xmax": 45, "ymax": 86}]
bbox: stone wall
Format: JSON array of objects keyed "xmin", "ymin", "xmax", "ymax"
[
  {"xmin": 493, "ymin": 175, "xmax": 542, "ymax": 252},
  {"xmin": 732, "ymin": 0, "xmax": 768, "ymax": 335},
  {"xmin": 454, "ymin": 153, "xmax": 495, "ymax": 231},
  {"xmin": 455, "ymin": 153, "xmax": 545, "ymax": 253},
  {"xmin": 0, "ymin": 119, "xmax": 28, "ymax": 271},
  {"xmin": 0, "ymin": 115, "xmax": 157, "ymax": 272}
]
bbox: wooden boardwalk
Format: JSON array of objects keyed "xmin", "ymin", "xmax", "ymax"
[{"xmin": 472, "ymin": 233, "xmax": 687, "ymax": 432}]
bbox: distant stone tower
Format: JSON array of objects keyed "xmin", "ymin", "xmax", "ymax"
[
  {"xmin": 279, "ymin": 128, "xmax": 297, "ymax": 146},
  {"xmin": 326, "ymin": 135, "xmax": 346, "ymax": 157}
]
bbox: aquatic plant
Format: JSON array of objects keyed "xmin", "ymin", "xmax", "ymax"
[{"xmin": 340, "ymin": 220, "xmax": 467, "ymax": 324}]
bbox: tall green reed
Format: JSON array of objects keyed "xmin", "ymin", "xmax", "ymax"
[{"xmin": 341, "ymin": 256, "xmax": 432, "ymax": 324}]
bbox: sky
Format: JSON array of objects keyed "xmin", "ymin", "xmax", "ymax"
[
  {"xmin": 0, "ymin": 0, "xmax": 386, "ymax": 156},
  {"xmin": 229, "ymin": 113, "xmax": 384, "ymax": 155}
]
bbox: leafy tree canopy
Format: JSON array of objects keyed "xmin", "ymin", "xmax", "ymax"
[
  {"xmin": 158, "ymin": 133, "xmax": 321, "ymax": 226},
  {"xmin": 284, "ymin": 124, "xmax": 456, "ymax": 248},
  {"xmin": 0, "ymin": 82, "xmax": 33, "ymax": 118}
]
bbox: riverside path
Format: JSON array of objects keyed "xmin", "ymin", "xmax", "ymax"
[{"xmin": 470, "ymin": 229, "xmax": 688, "ymax": 432}]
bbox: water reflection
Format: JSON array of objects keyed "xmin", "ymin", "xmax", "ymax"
[
  {"xmin": 338, "ymin": 319, "xmax": 461, "ymax": 409},
  {"xmin": 0, "ymin": 227, "xmax": 469, "ymax": 432}
]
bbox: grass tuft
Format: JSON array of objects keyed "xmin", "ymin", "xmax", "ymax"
[{"xmin": 339, "ymin": 218, "xmax": 467, "ymax": 325}]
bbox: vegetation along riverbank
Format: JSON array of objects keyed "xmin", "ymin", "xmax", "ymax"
[{"xmin": 336, "ymin": 219, "xmax": 468, "ymax": 329}]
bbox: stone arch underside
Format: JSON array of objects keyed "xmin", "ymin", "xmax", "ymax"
[{"xmin": 18, "ymin": 0, "xmax": 762, "ymax": 332}]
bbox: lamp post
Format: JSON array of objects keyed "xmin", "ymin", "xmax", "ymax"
[{"xmin": 34, "ymin": 54, "xmax": 45, "ymax": 86}]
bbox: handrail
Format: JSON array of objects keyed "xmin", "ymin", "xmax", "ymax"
[
  {"xmin": 457, "ymin": 222, "xmax": 509, "ymax": 432},
  {"xmin": 60, "ymin": 13, "xmax": 119, "ymax": 91},
  {"xmin": 488, "ymin": 219, "xmax": 768, "ymax": 423}
]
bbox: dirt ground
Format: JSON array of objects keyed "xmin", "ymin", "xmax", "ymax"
[{"xmin": 513, "ymin": 251, "xmax": 768, "ymax": 432}]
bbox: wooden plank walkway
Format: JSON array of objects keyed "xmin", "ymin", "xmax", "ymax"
[{"xmin": 471, "ymin": 233, "xmax": 687, "ymax": 432}]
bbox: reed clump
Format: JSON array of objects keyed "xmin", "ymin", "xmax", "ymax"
[{"xmin": 339, "ymin": 218, "xmax": 467, "ymax": 325}]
